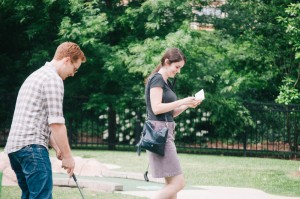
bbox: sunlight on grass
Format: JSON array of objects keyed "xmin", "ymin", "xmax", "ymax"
[
  {"xmin": 64, "ymin": 150, "xmax": 300, "ymax": 197},
  {"xmin": 1, "ymin": 186, "xmax": 145, "ymax": 199},
  {"xmin": 2, "ymin": 148, "xmax": 300, "ymax": 197}
]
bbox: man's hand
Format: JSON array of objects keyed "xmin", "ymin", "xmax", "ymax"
[
  {"xmin": 55, "ymin": 148, "xmax": 63, "ymax": 160},
  {"xmin": 50, "ymin": 123, "xmax": 75, "ymax": 177},
  {"xmin": 62, "ymin": 156, "xmax": 75, "ymax": 177}
]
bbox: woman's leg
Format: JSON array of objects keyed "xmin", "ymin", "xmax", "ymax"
[{"xmin": 152, "ymin": 174, "xmax": 185, "ymax": 199}]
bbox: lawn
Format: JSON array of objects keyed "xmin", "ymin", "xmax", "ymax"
[{"xmin": 1, "ymin": 149, "xmax": 300, "ymax": 198}]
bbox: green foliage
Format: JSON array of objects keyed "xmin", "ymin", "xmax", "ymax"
[
  {"xmin": 58, "ymin": 0, "xmax": 112, "ymax": 47},
  {"xmin": 217, "ymin": 0, "xmax": 298, "ymax": 101},
  {"xmin": 56, "ymin": 0, "xmax": 117, "ymax": 104},
  {"xmin": 0, "ymin": 0, "xmax": 67, "ymax": 93},
  {"xmin": 275, "ymin": 77, "xmax": 300, "ymax": 105},
  {"xmin": 277, "ymin": 3, "xmax": 300, "ymax": 60},
  {"xmin": 2, "ymin": 0, "xmax": 300, "ymax": 146},
  {"xmin": 116, "ymin": 0, "xmax": 190, "ymax": 39},
  {"xmin": 275, "ymin": 3, "xmax": 300, "ymax": 105},
  {"xmin": 205, "ymin": 98, "xmax": 254, "ymax": 139}
]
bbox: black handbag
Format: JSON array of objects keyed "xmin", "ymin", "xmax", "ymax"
[
  {"xmin": 136, "ymin": 75, "xmax": 169, "ymax": 156},
  {"xmin": 136, "ymin": 119, "xmax": 168, "ymax": 156}
]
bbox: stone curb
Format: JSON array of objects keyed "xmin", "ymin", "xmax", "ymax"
[
  {"xmin": 101, "ymin": 170, "xmax": 164, "ymax": 184},
  {"xmin": 0, "ymin": 151, "xmax": 163, "ymax": 193},
  {"xmin": 53, "ymin": 177, "xmax": 123, "ymax": 192}
]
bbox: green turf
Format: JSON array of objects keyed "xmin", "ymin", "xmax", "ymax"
[
  {"xmin": 0, "ymin": 171, "xmax": 2, "ymax": 195},
  {"xmin": 1, "ymin": 148, "xmax": 300, "ymax": 198},
  {"xmin": 66, "ymin": 149, "xmax": 300, "ymax": 197}
]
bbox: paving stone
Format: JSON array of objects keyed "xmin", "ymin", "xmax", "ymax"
[{"xmin": 54, "ymin": 177, "xmax": 123, "ymax": 192}]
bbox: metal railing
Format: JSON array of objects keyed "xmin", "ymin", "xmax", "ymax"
[{"xmin": 1, "ymin": 95, "xmax": 299, "ymax": 159}]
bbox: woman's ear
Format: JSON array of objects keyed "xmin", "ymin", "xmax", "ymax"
[{"xmin": 165, "ymin": 59, "xmax": 170, "ymax": 65}]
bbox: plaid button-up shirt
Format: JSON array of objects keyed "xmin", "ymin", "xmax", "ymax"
[{"xmin": 5, "ymin": 62, "xmax": 65, "ymax": 154}]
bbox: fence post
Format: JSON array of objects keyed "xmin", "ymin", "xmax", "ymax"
[
  {"xmin": 243, "ymin": 130, "xmax": 247, "ymax": 157},
  {"xmin": 108, "ymin": 105, "xmax": 116, "ymax": 150},
  {"xmin": 134, "ymin": 111, "xmax": 143, "ymax": 145}
]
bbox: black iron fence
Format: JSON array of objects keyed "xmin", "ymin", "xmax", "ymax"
[{"xmin": 1, "ymin": 95, "xmax": 299, "ymax": 159}]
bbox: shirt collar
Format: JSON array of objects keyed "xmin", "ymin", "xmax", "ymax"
[{"xmin": 45, "ymin": 61, "xmax": 58, "ymax": 74}]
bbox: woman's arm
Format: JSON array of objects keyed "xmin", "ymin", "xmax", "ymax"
[
  {"xmin": 173, "ymin": 100, "xmax": 202, "ymax": 117},
  {"xmin": 150, "ymin": 87, "xmax": 198, "ymax": 115},
  {"xmin": 173, "ymin": 105, "xmax": 189, "ymax": 117}
]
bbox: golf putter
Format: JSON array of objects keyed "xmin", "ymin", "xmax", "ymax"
[{"xmin": 72, "ymin": 174, "xmax": 85, "ymax": 199}]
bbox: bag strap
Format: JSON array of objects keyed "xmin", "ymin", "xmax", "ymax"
[
  {"xmin": 146, "ymin": 75, "xmax": 168, "ymax": 126},
  {"xmin": 140, "ymin": 75, "xmax": 169, "ymax": 180}
]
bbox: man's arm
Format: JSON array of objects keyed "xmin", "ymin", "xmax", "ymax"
[
  {"xmin": 50, "ymin": 123, "xmax": 75, "ymax": 177},
  {"xmin": 49, "ymin": 133, "xmax": 62, "ymax": 160}
]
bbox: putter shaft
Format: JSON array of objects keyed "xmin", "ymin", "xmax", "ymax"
[{"xmin": 72, "ymin": 174, "xmax": 85, "ymax": 199}]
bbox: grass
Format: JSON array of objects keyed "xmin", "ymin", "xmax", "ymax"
[
  {"xmin": 1, "ymin": 149, "xmax": 300, "ymax": 198},
  {"xmin": 0, "ymin": 171, "xmax": 2, "ymax": 195},
  {"xmin": 1, "ymin": 186, "xmax": 143, "ymax": 199}
]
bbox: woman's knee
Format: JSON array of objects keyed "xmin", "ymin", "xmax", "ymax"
[
  {"xmin": 178, "ymin": 176, "xmax": 185, "ymax": 190},
  {"xmin": 166, "ymin": 174, "xmax": 185, "ymax": 190}
]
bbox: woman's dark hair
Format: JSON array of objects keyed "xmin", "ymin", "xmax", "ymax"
[{"xmin": 145, "ymin": 48, "xmax": 186, "ymax": 84}]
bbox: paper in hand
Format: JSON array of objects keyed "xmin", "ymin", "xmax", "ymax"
[{"xmin": 195, "ymin": 89, "xmax": 205, "ymax": 100}]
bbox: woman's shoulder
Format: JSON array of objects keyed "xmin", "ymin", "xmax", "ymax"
[
  {"xmin": 149, "ymin": 73, "xmax": 165, "ymax": 87},
  {"xmin": 151, "ymin": 73, "xmax": 163, "ymax": 81}
]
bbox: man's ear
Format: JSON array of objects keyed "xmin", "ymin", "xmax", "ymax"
[
  {"xmin": 63, "ymin": 57, "xmax": 72, "ymax": 67},
  {"xmin": 66, "ymin": 56, "xmax": 72, "ymax": 62}
]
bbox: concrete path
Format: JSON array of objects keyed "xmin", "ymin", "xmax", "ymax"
[
  {"xmin": 53, "ymin": 174, "xmax": 300, "ymax": 199},
  {"xmin": 1, "ymin": 152, "xmax": 300, "ymax": 199},
  {"xmin": 120, "ymin": 186, "xmax": 300, "ymax": 199}
]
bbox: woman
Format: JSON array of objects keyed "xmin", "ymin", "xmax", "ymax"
[{"xmin": 145, "ymin": 48, "xmax": 202, "ymax": 199}]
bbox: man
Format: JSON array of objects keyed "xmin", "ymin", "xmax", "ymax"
[{"xmin": 5, "ymin": 42, "xmax": 86, "ymax": 199}]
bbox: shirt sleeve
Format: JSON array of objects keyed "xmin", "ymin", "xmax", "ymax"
[
  {"xmin": 43, "ymin": 77, "xmax": 65, "ymax": 124},
  {"xmin": 150, "ymin": 73, "xmax": 165, "ymax": 89}
]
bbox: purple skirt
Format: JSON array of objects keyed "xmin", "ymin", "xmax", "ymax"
[{"xmin": 147, "ymin": 120, "xmax": 182, "ymax": 178}]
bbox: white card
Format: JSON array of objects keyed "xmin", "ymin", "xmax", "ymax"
[{"xmin": 195, "ymin": 89, "xmax": 205, "ymax": 100}]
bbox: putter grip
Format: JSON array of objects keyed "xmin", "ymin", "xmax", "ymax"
[{"xmin": 72, "ymin": 174, "xmax": 77, "ymax": 182}]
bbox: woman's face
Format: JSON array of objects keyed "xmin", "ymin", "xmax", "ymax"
[{"xmin": 166, "ymin": 60, "xmax": 185, "ymax": 78}]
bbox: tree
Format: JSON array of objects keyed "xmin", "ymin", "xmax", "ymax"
[
  {"xmin": 276, "ymin": 3, "xmax": 300, "ymax": 105},
  {"xmin": 0, "ymin": 0, "xmax": 67, "ymax": 94}
]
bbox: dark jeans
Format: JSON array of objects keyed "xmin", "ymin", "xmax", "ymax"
[{"xmin": 8, "ymin": 144, "xmax": 52, "ymax": 199}]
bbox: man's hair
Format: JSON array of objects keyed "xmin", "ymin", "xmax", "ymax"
[{"xmin": 53, "ymin": 42, "xmax": 86, "ymax": 63}]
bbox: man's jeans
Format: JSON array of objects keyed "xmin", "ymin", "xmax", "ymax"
[{"xmin": 8, "ymin": 144, "xmax": 52, "ymax": 199}]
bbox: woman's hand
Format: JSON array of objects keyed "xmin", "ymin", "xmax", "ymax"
[
  {"xmin": 181, "ymin": 96, "xmax": 198, "ymax": 106},
  {"xmin": 173, "ymin": 98, "xmax": 202, "ymax": 117},
  {"xmin": 188, "ymin": 99, "xmax": 202, "ymax": 108}
]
